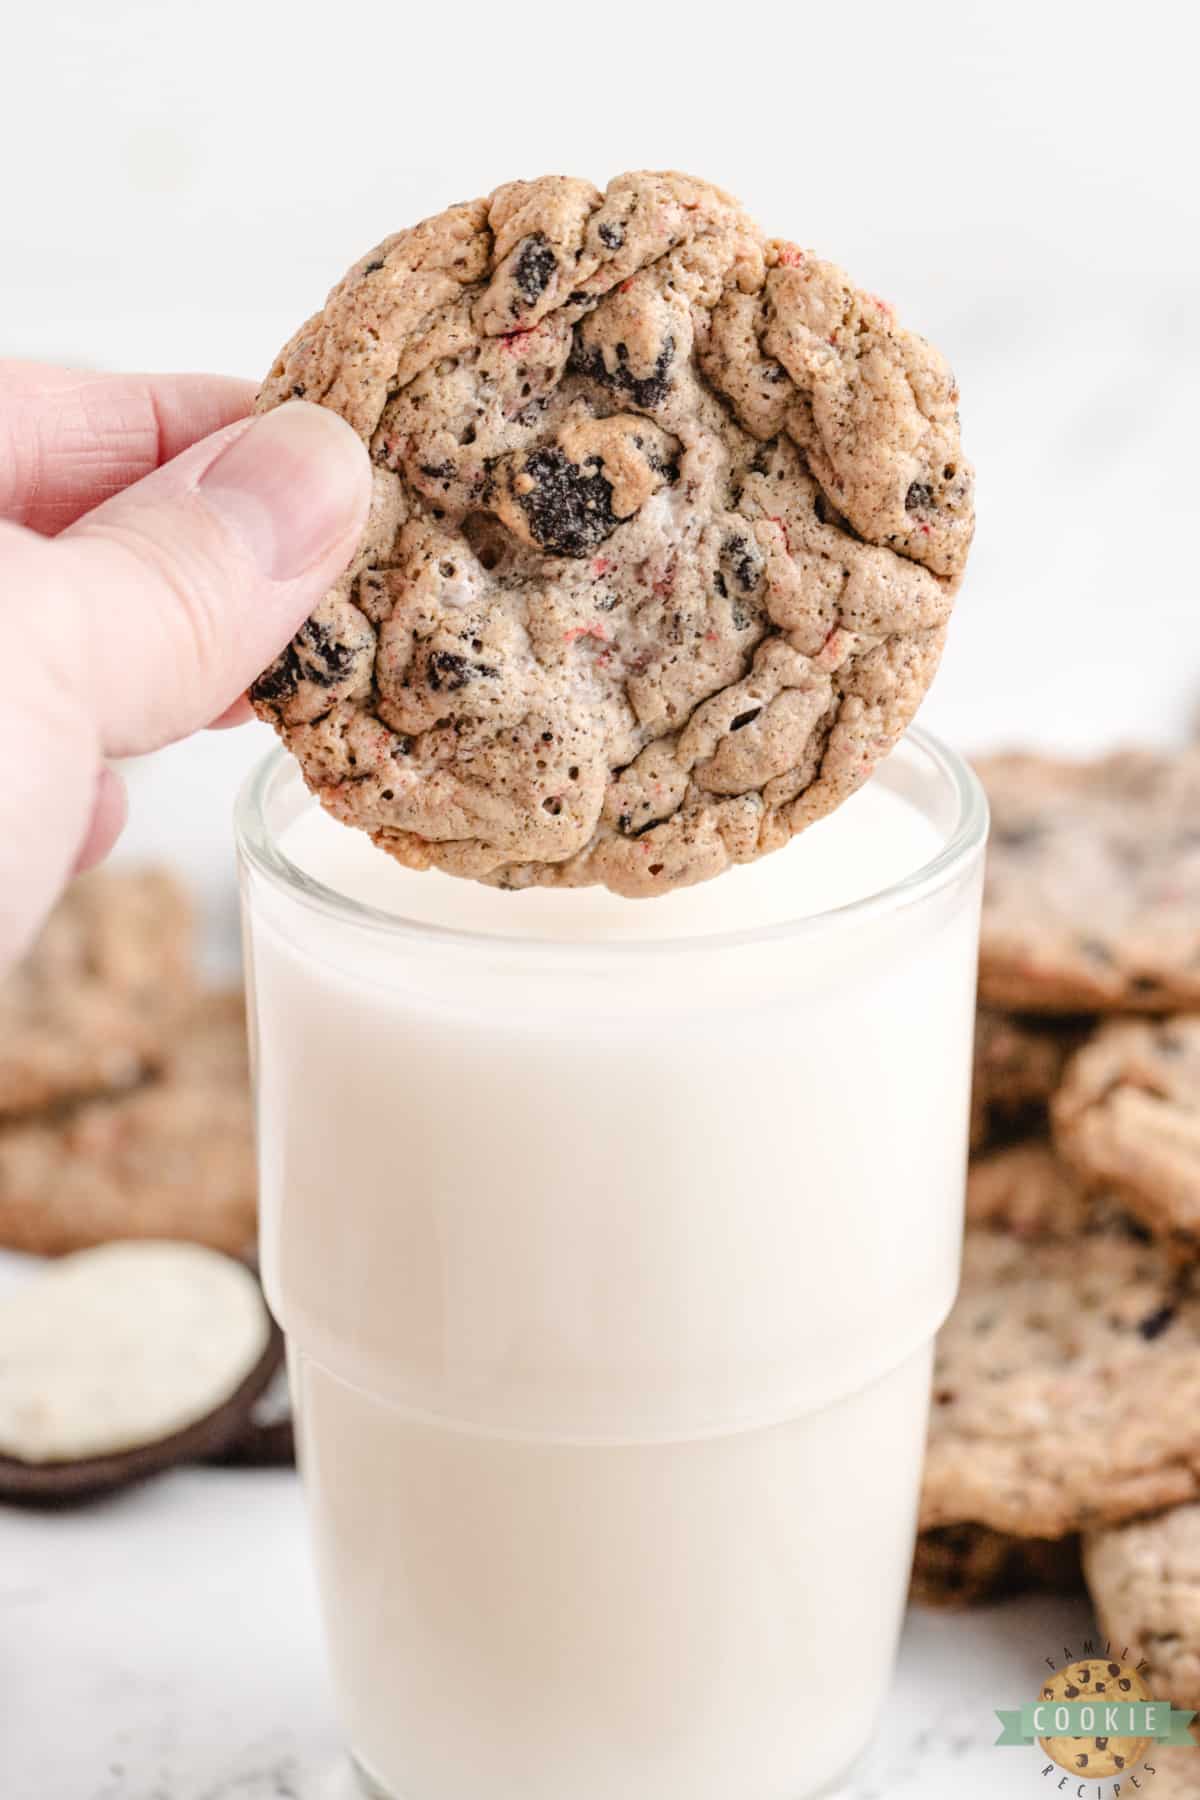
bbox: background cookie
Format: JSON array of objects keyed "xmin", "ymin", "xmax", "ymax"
[
  {"xmin": 971, "ymin": 1010, "xmax": 1087, "ymax": 1150},
  {"xmin": 0, "ymin": 868, "xmax": 192, "ymax": 1118},
  {"xmin": 1054, "ymin": 1015, "xmax": 1200, "ymax": 1246},
  {"xmin": 965, "ymin": 1137, "xmax": 1108, "ymax": 1239},
  {"xmin": 922, "ymin": 1225, "xmax": 1200, "ymax": 1538},
  {"xmin": 0, "ymin": 991, "xmax": 256, "ymax": 1258},
  {"xmin": 251, "ymin": 169, "xmax": 974, "ymax": 898},
  {"xmin": 978, "ymin": 750, "xmax": 1200, "ymax": 1012},
  {"xmin": 1085, "ymin": 1506, "xmax": 1200, "ymax": 1713},
  {"xmin": 910, "ymin": 1522, "xmax": 1082, "ymax": 1609}
]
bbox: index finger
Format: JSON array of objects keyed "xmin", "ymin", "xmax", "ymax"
[{"xmin": 0, "ymin": 362, "xmax": 256, "ymax": 535}]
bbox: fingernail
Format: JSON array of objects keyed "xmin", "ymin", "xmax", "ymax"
[{"xmin": 197, "ymin": 400, "xmax": 370, "ymax": 582}]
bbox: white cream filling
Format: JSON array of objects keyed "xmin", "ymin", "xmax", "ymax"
[{"xmin": 0, "ymin": 1242, "xmax": 270, "ymax": 1464}]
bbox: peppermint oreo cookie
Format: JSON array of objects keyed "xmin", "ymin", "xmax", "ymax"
[
  {"xmin": 252, "ymin": 170, "xmax": 973, "ymax": 896},
  {"xmin": 0, "ymin": 867, "xmax": 192, "ymax": 1119},
  {"xmin": 979, "ymin": 750, "xmax": 1200, "ymax": 1013},
  {"xmin": 922, "ymin": 1219, "xmax": 1200, "ymax": 1539},
  {"xmin": 971, "ymin": 1010, "xmax": 1086, "ymax": 1150},
  {"xmin": 0, "ymin": 991, "xmax": 256, "ymax": 1259},
  {"xmin": 911, "ymin": 1522, "xmax": 1082, "ymax": 1609},
  {"xmin": 1054, "ymin": 1015, "xmax": 1200, "ymax": 1247},
  {"xmin": 1085, "ymin": 1505, "xmax": 1200, "ymax": 1714}
]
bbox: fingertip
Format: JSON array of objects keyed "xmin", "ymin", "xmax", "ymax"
[{"xmin": 196, "ymin": 399, "xmax": 372, "ymax": 583}]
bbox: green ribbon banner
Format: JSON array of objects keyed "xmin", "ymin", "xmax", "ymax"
[{"xmin": 995, "ymin": 1702, "xmax": 1197, "ymax": 1747}]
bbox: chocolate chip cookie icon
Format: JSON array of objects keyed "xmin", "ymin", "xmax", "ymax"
[{"xmin": 1037, "ymin": 1658, "xmax": 1152, "ymax": 1778}]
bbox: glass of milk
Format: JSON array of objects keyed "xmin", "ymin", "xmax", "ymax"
[{"xmin": 236, "ymin": 728, "xmax": 987, "ymax": 1800}]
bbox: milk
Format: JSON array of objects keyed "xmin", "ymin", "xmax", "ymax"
[{"xmin": 239, "ymin": 737, "xmax": 985, "ymax": 1800}]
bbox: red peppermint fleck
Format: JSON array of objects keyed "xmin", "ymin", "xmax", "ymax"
[
  {"xmin": 500, "ymin": 325, "xmax": 538, "ymax": 351},
  {"xmin": 767, "ymin": 514, "xmax": 792, "ymax": 554},
  {"xmin": 619, "ymin": 277, "xmax": 635, "ymax": 294},
  {"xmin": 563, "ymin": 624, "xmax": 609, "ymax": 645},
  {"xmin": 704, "ymin": 630, "xmax": 718, "ymax": 643},
  {"xmin": 919, "ymin": 524, "xmax": 931, "ymax": 536},
  {"xmin": 592, "ymin": 556, "xmax": 611, "ymax": 576},
  {"xmin": 827, "ymin": 334, "xmax": 838, "ymax": 347},
  {"xmin": 776, "ymin": 244, "xmax": 805, "ymax": 268},
  {"xmin": 652, "ymin": 560, "xmax": 677, "ymax": 599}
]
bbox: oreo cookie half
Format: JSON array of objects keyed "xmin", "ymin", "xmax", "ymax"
[
  {"xmin": 207, "ymin": 1361, "xmax": 295, "ymax": 1468},
  {"xmin": 0, "ymin": 1240, "xmax": 282, "ymax": 1501}
]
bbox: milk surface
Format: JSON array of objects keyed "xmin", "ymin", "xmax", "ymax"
[{"xmin": 242, "ymin": 750, "xmax": 983, "ymax": 1799}]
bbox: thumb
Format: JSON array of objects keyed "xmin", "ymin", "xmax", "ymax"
[{"xmin": 51, "ymin": 400, "xmax": 371, "ymax": 756}]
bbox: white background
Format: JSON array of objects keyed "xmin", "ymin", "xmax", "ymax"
[{"xmin": 1, "ymin": 3, "xmax": 1196, "ymax": 1793}]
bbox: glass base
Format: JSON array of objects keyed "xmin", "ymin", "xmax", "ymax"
[
  {"xmin": 351, "ymin": 1755, "xmax": 395, "ymax": 1798},
  {"xmin": 349, "ymin": 1744, "xmax": 872, "ymax": 1800}
]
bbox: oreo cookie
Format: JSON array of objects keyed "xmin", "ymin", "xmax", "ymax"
[
  {"xmin": 0, "ymin": 1241, "xmax": 282, "ymax": 1502},
  {"xmin": 207, "ymin": 1362, "xmax": 295, "ymax": 1469}
]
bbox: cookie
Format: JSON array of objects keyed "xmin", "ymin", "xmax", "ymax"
[
  {"xmin": 971, "ymin": 1010, "xmax": 1087, "ymax": 1150},
  {"xmin": 1143, "ymin": 1748, "xmax": 1200, "ymax": 1795},
  {"xmin": 978, "ymin": 750, "xmax": 1200, "ymax": 1013},
  {"xmin": 921, "ymin": 1225, "xmax": 1200, "ymax": 1538},
  {"xmin": 1037, "ymin": 1657, "xmax": 1152, "ymax": 1779},
  {"xmin": 206, "ymin": 1362, "xmax": 295, "ymax": 1468},
  {"xmin": 0, "ymin": 1242, "xmax": 281, "ymax": 1501},
  {"xmin": 0, "ymin": 991, "xmax": 256, "ymax": 1258},
  {"xmin": 1054, "ymin": 1015, "xmax": 1200, "ymax": 1245},
  {"xmin": 251, "ymin": 170, "xmax": 973, "ymax": 897},
  {"xmin": 1085, "ymin": 1506, "xmax": 1200, "ymax": 1713},
  {"xmin": 911, "ymin": 1522, "xmax": 1082, "ymax": 1609},
  {"xmin": 965, "ymin": 1137, "xmax": 1107, "ymax": 1238},
  {"xmin": 0, "ymin": 866, "xmax": 193, "ymax": 1118}
]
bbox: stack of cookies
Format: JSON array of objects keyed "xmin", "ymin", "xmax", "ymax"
[
  {"xmin": 916, "ymin": 748, "xmax": 1200, "ymax": 1719},
  {"xmin": 0, "ymin": 869, "xmax": 293, "ymax": 1496},
  {"xmin": 0, "ymin": 867, "xmax": 257, "ymax": 1260}
]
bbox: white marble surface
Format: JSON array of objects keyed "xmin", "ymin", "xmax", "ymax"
[
  {"xmin": 0, "ymin": 1455, "xmax": 1094, "ymax": 1800},
  {"xmin": 2, "ymin": 2, "xmax": 1196, "ymax": 1791}
]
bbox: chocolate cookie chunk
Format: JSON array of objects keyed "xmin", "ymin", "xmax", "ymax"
[
  {"xmin": 1085, "ymin": 1506, "xmax": 1200, "ymax": 1712},
  {"xmin": 911, "ymin": 1522, "xmax": 1082, "ymax": 1609},
  {"xmin": 978, "ymin": 751, "xmax": 1200, "ymax": 1012},
  {"xmin": 1054, "ymin": 1016, "xmax": 1200, "ymax": 1246},
  {"xmin": 0, "ymin": 868, "xmax": 192, "ymax": 1118},
  {"xmin": 0, "ymin": 992, "xmax": 255, "ymax": 1258},
  {"xmin": 971, "ymin": 1010, "xmax": 1087, "ymax": 1150},
  {"xmin": 252, "ymin": 170, "xmax": 973, "ymax": 897},
  {"xmin": 922, "ymin": 1225, "xmax": 1200, "ymax": 1538}
]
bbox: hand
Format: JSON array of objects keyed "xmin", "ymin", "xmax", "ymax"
[{"xmin": 0, "ymin": 361, "xmax": 371, "ymax": 969}]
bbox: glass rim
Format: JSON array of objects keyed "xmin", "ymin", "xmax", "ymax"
[{"xmin": 234, "ymin": 728, "xmax": 988, "ymax": 961}]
